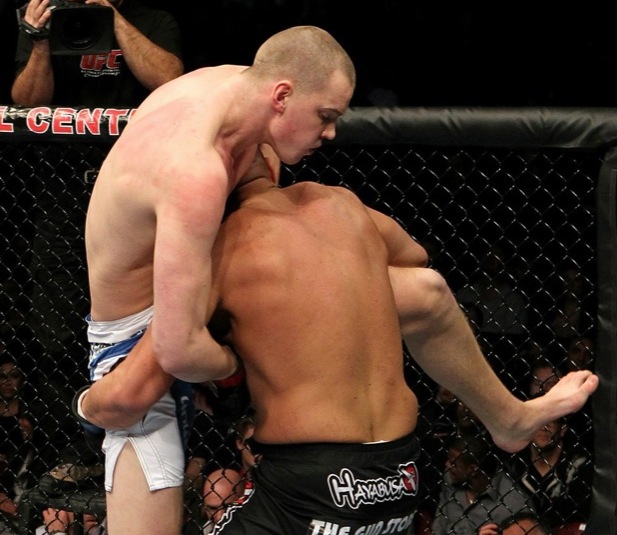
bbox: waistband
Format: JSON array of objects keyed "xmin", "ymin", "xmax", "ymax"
[
  {"xmin": 249, "ymin": 432, "xmax": 419, "ymax": 464},
  {"xmin": 86, "ymin": 306, "xmax": 153, "ymax": 344}
]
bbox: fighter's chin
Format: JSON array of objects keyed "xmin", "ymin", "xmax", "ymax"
[{"xmin": 285, "ymin": 147, "xmax": 319, "ymax": 164}]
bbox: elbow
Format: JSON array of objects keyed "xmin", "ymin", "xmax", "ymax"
[
  {"xmin": 82, "ymin": 386, "xmax": 143, "ymax": 429},
  {"xmin": 152, "ymin": 340, "xmax": 183, "ymax": 377}
]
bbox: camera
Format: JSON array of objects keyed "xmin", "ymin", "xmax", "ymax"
[
  {"xmin": 18, "ymin": 0, "xmax": 114, "ymax": 55},
  {"xmin": 48, "ymin": 1, "xmax": 114, "ymax": 55}
]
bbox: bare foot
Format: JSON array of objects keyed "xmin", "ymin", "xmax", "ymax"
[{"xmin": 491, "ymin": 370, "xmax": 598, "ymax": 453}]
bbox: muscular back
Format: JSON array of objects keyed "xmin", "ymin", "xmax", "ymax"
[{"xmin": 211, "ymin": 181, "xmax": 419, "ymax": 444}]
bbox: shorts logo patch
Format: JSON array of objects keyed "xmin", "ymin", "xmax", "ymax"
[{"xmin": 326, "ymin": 462, "xmax": 419, "ymax": 509}]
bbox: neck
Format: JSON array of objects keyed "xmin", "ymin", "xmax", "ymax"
[{"xmin": 236, "ymin": 177, "xmax": 277, "ymax": 203}]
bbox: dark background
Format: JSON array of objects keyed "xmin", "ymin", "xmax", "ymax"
[{"xmin": 3, "ymin": 0, "xmax": 617, "ymax": 107}]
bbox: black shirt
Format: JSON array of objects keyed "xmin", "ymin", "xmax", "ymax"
[{"xmin": 15, "ymin": 0, "xmax": 183, "ymax": 107}]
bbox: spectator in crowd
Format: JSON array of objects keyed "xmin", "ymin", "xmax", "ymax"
[
  {"xmin": 0, "ymin": 353, "xmax": 36, "ymax": 532},
  {"xmin": 432, "ymin": 433, "xmax": 534, "ymax": 535},
  {"xmin": 527, "ymin": 352, "xmax": 593, "ymax": 455},
  {"xmin": 419, "ymin": 384, "xmax": 459, "ymax": 442},
  {"xmin": 184, "ymin": 385, "xmax": 235, "ymax": 494},
  {"xmin": 456, "ymin": 245, "xmax": 529, "ymax": 389},
  {"xmin": 528, "ymin": 357, "xmax": 562, "ymax": 398},
  {"xmin": 505, "ymin": 415, "xmax": 593, "ymax": 533},
  {"xmin": 183, "ymin": 408, "xmax": 257, "ymax": 534},
  {"xmin": 36, "ymin": 508, "xmax": 74, "ymax": 535},
  {"xmin": 478, "ymin": 510, "xmax": 552, "ymax": 535},
  {"xmin": 35, "ymin": 508, "xmax": 106, "ymax": 535},
  {"xmin": 415, "ymin": 392, "xmax": 488, "ymax": 534},
  {"xmin": 564, "ymin": 336, "xmax": 594, "ymax": 372},
  {"xmin": 546, "ymin": 264, "xmax": 595, "ymax": 355},
  {"xmin": 562, "ymin": 336, "xmax": 594, "ymax": 452},
  {"xmin": 12, "ymin": 0, "xmax": 184, "ymax": 107},
  {"xmin": 201, "ymin": 468, "xmax": 244, "ymax": 535},
  {"xmin": 0, "ymin": 343, "xmax": 99, "ymax": 531},
  {"xmin": 183, "ymin": 385, "xmax": 238, "ymax": 535},
  {"xmin": 229, "ymin": 411, "xmax": 258, "ymax": 481}
]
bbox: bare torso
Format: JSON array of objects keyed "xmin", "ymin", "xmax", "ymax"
[
  {"xmin": 85, "ymin": 65, "xmax": 255, "ymax": 321},
  {"xmin": 211, "ymin": 181, "xmax": 418, "ymax": 444}
]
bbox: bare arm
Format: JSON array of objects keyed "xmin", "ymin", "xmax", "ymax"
[
  {"xmin": 87, "ymin": 0, "xmax": 183, "ymax": 90},
  {"xmin": 11, "ymin": 0, "xmax": 54, "ymax": 106},
  {"xmin": 150, "ymin": 160, "xmax": 239, "ymax": 382},
  {"xmin": 81, "ymin": 329, "xmax": 173, "ymax": 428},
  {"xmin": 389, "ymin": 266, "xmax": 598, "ymax": 452}
]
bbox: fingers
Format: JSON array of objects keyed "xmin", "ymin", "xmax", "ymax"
[{"xmin": 25, "ymin": 0, "xmax": 51, "ymax": 27}]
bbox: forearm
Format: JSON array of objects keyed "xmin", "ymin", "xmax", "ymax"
[
  {"xmin": 11, "ymin": 41, "xmax": 54, "ymax": 105},
  {"xmin": 82, "ymin": 331, "xmax": 174, "ymax": 428},
  {"xmin": 113, "ymin": 15, "xmax": 183, "ymax": 90},
  {"xmin": 154, "ymin": 324, "xmax": 240, "ymax": 383}
]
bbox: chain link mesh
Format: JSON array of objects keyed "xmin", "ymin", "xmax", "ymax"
[{"xmin": 1, "ymin": 138, "xmax": 598, "ymax": 533}]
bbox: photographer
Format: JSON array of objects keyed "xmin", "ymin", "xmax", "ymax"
[{"xmin": 11, "ymin": 0, "xmax": 184, "ymax": 107}]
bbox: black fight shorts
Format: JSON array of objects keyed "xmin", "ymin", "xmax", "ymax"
[{"xmin": 213, "ymin": 433, "xmax": 421, "ymax": 535}]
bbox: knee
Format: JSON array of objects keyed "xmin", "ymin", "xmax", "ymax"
[{"xmin": 395, "ymin": 268, "xmax": 456, "ymax": 333}]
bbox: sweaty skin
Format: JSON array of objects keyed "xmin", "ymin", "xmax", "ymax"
[
  {"xmin": 83, "ymin": 149, "xmax": 598, "ymax": 451},
  {"xmin": 209, "ymin": 178, "xmax": 424, "ymax": 443}
]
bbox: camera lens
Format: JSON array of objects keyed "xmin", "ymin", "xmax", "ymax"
[
  {"xmin": 49, "ymin": 4, "xmax": 114, "ymax": 55},
  {"xmin": 59, "ymin": 10, "xmax": 101, "ymax": 50}
]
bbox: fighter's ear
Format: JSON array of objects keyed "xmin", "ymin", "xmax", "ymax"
[{"xmin": 272, "ymin": 81, "xmax": 292, "ymax": 112}]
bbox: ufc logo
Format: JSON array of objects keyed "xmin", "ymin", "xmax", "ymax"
[{"xmin": 80, "ymin": 50, "xmax": 122, "ymax": 71}]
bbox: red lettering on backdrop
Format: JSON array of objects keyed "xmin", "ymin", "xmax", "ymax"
[
  {"xmin": 105, "ymin": 109, "xmax": 131, "ymax": 136},
  {"xmin": 52, "ymin": 107, "xmax": 76, "ymax": 134},
  {"xmin": 0, "ymin": 107, "xmax": 14, "ymax": 133},
  {"xmin": 75, "ymin": 108, "xmax": 103, "ymax": 135},
  {"xmin": 27, "ymin": 107, "xmax": 52, "ymax": 134}
]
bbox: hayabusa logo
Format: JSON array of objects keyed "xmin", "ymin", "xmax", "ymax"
[{"xmin": 327, "ymin": 463, "xmax": 419, "ymax": 509}]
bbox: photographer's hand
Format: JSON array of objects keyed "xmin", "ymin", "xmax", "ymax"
[{"xmin": 23, "ymin": 0, "xmax": 53, "ymax": 33}]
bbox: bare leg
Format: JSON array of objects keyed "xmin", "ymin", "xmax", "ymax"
[
  {"xmin": 390, "ymin": 266, "xmax": 599, "ymax": 453},
  {"xmin": 106, "ymin": 443, "xmax": 184, "ymax": 535}
]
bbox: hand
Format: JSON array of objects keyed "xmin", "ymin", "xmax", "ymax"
[
  {"xmin": 23, "ymin": 0, "xmax": 52, "ymax": 30},
  {"xmin": 477, "ymin": 522, "xmax": 499, "ymax": 535},
  {"xmin": 84, "ymin": 0, "xmax": 118, "ymax": 12},
  {"xmin": 42, "ymin": 507, "xmax": 75, "ymax": 534},
  {"xmin": 193, "ymin": 384, "xmax": 214, "ymax": 414}
]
